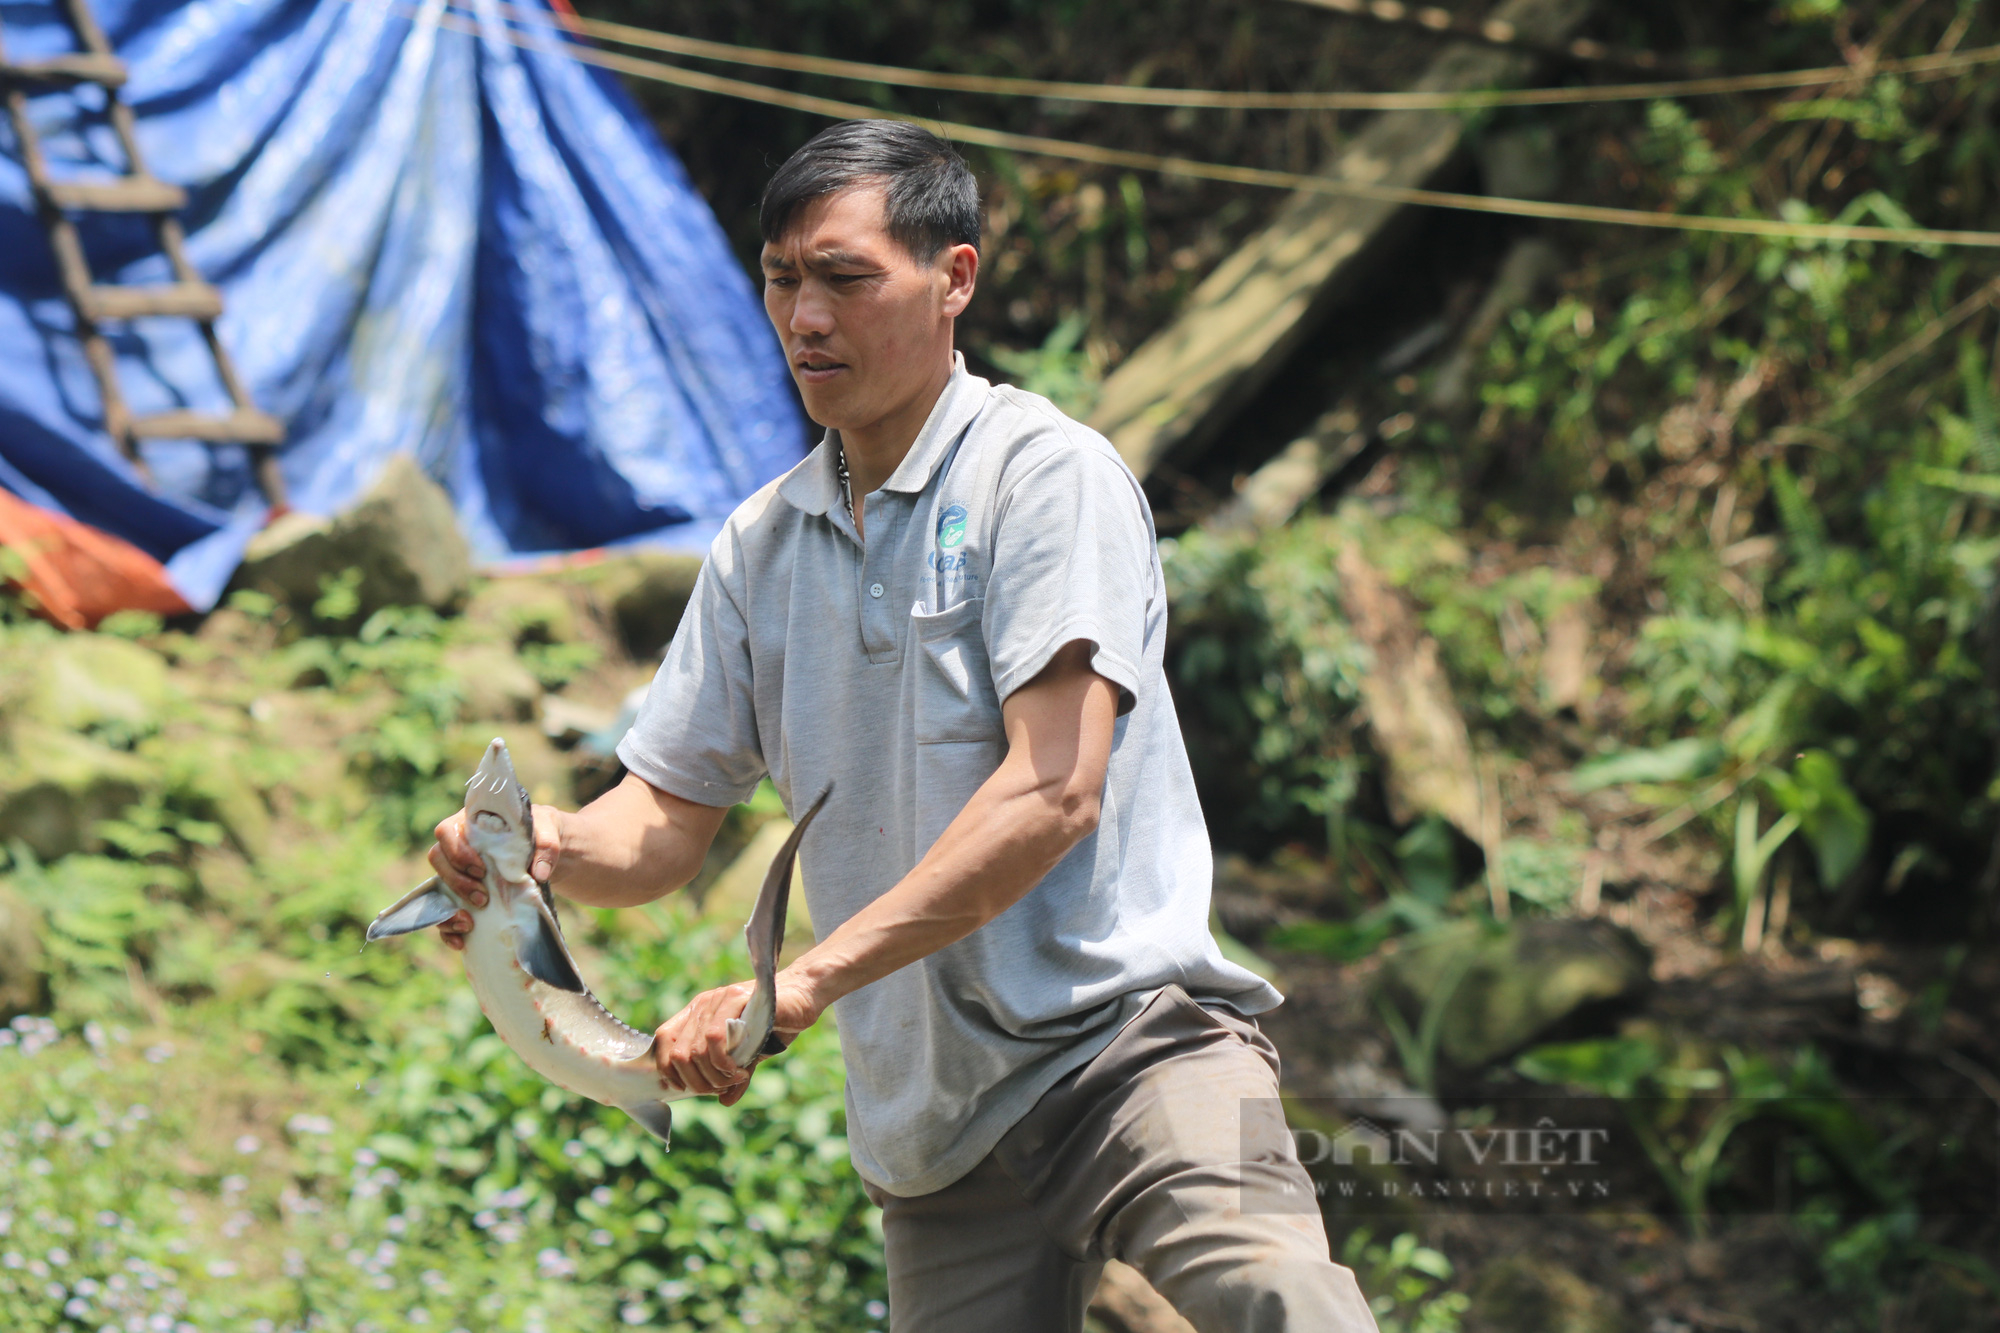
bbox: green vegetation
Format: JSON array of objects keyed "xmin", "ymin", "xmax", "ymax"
[
  {"xmin": 0, "ymin": 590, "xmax": 884, "ymax": 1332},
  {"xmin": 8, "ymin": 1, "xmax": 2000, "ymax": 1328}
]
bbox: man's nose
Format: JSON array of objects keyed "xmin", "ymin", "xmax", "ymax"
[{"xmin": 790, "ymin": 279, "xmax": 835, "ymax": 337}]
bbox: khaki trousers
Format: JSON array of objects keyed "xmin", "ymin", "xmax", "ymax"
[{"xmin": 863, "ymin": 985, "xmax": 1380, "ymax": 1333}]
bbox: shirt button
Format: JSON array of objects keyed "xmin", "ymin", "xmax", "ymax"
[{"xmin": 869, "ymin": 582, "xmax": 885, "ymax": 599}]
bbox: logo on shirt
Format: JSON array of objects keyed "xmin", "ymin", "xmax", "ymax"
[{"xmin": 936, "ymin": 503, "xmax": 968, "ymax": 550}]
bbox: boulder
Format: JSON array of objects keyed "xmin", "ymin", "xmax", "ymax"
[
  {"xmin": 0, "ymin": 723, "xmax": 155, "ymax": 861},
  {"xmin": 1380, "ymin": 919, "xmax": 1650, "ymax": 1070},
  {"xmin": 1468, "ymin": 1256, "xmax": 1629, "ymax": 1333},
  {"xmin": 464, "ymin": 576, "xmax": 583, "ymax": 647},
  {"xmin": 233, "ymin": 453, "xmax": 472, "ymax": 620},
  {"xmin": 4, "ymin": 632, "xmax": 170, "ymax": 738},
  {"xmin": 0, "ymin": 881, "xmax": 46, "ymax": 1017},
  {"xmin": 443, "ymin": 643, "xmax": 544, "ymax": 723},
  {"xmin": 594, "ymin": 552, "xmax": 703, "ymax": 660}
]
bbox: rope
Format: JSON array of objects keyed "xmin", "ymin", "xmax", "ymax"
[
  {"xmin": 1280, "ymin": 0, "xmax": 1674, "ymax": 72},
  {"xmin": 545, "ymin": 6, "xmax": 2000, "ymax": 114},
  {"xmin": 335, "ymin": 0, "xmax": 2000, "ymax": 252}
]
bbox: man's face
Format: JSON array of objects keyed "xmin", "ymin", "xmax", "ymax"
[{"xmin": 761, "ymin": 184, "xmax": 976, "ymax": 435}]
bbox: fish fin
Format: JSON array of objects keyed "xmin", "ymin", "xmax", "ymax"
[
  {"xmin": 516, "ymin": 893, "xmax": 587, "ymax": 993},
  {"xmin": 366, "ymin": 878, "xmax": 461, "ymax": 942},
  {"xmin": 728, "ymin": 785, "xmax": 832, "ymax": 1068},
  {"xmin": 622, "ymin": 1100, "xmax": 673, "ymax": 1146}
]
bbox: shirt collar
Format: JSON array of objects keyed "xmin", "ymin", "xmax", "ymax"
[
  {"xmin": 775, "ymin": 353, "xmax": 989, "ymax": 518},
  {"xmin": 777, "ymin": 431, "xmax": 842, "ymax": 517},
  {"xmin": 882, "ymin": 353, "xmax": 988, "ymax": 495}
]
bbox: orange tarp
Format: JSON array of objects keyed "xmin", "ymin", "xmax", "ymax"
[{"xmin": 0, "ymin": 486, "xmax": 191, "ymax": 630}]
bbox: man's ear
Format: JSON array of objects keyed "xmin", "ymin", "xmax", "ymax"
[{"xmin": 941, "ymin": 242, "xmax": 979, "ymax": 318}]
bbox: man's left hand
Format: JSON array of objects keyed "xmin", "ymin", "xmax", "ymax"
[{"xmin": 652, "ymin": 972, "xmax": 822, "ymax": 1107}]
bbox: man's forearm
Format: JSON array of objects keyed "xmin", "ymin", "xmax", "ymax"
[
  {"xmin": 778, "ymin": 644, "xmax": 1118, "ymax": 1021},
  {"xmin": 548, "ymin": 772, "xmax": 727, "ymax": 909},
  {"xmin": 781, "ymin": 748, "xmax": 1099, "ymax": 1017}
]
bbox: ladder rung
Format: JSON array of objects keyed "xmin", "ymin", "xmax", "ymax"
[
  {"xmin": 44, "ymin": 177, "xmax": 187, "ymax": 213},
  {"xmin": 0, "ymin": 54, "xmax": 127, "ymax": 91},
  {"xmin": 80, "ymin": 282, "xmax": 223, "ymax": 322},
  {"xmin": 131, "ymin": 408, "xmax": 284, "ymax": 446}
]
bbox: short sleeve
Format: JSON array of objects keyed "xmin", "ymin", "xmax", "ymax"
[
  {"xmin": 983, "ymin": 444, "xmax": 1153, "ymax": 713},
  {"xmin": 616, "ymin": 552, "xmax": 768, "ymax": 806}
]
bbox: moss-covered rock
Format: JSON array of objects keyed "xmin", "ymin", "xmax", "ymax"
[
  {"xmin": 233, "ymin": 453, "xmax": 472, "ymax": 621},
  {"xmin": 443, "ymin": 643, "xmax": 544, "ymax": 723},
  {"xmin": 0, "ymin": 723, "xmax": 156, "ymax": 861},
  {"xmin": 579, "ymin": 552, "xmax": 703, "ymax": 660},
  {"xmin": 464, "ymin": 576, "xmax": 584, "ymax": 647},
  {"xmin": 5, "ymin": 633, "xmax": 171, "ymax": 739},
  {"xmin": 1381, "ymin": 918, "xmax": 1650, "ymax": 1069}
]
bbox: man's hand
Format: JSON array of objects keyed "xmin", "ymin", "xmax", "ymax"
[
  {"xmin": 427, "ymin": 804, "xmax": 562, "ymax": 951},
  {"xmin": 652, "ymin": 972, "xmax": 822, "ymax": 1107}
]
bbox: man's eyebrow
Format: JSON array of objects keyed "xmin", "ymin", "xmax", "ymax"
[
  {"xmin": 809, "ymin": 249, "xmax": 878, "ymax": 268},
  {"xmin": 760, "ymin": 252, "xmax": 797, "ymax": 272}
]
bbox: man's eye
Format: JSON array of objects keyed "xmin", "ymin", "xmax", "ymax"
[{"xmin": 766, "ymin": 276, "xmax": 797, "ymax": 288}]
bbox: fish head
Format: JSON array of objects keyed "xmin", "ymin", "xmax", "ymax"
[{"xmin": 463, "ymin": 738, "xmax": 535, "ymax": 886}]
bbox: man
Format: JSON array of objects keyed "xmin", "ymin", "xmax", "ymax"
[{"xmin": 430, "ymin": 119, "xmax": 1376, "ymax": 1333}]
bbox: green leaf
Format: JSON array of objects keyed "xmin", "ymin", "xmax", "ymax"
[
  {"xmin": 1914, "ymin": 465, "xmax": 2000, "ymax": 501},
  {"xmin": 1764, "ymin": 749, "xmax": 1872, "ymax": 887},
  {"xmin": 1569, "ymin": 738, "xmax": 1724, "ymax": 792},
  {"xmin": 1514, "ymin": 1036, "xmax": 1665, "ymax": 1097},
  {"xmin": 1266, "ymin": 916, "xmax": 1395, "ymax": 963}
]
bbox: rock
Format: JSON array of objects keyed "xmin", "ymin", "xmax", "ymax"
[
  {"xmin": 5, "ymin": 633, "xmax": 171, "ymax": 738},
  {"xmin": 1380, "ymin": 919, "xmax": 1651, "ymax": 1069},
  {"xmin": 1468, "ymin": 1255, "xmax": 1629, "ymax": 1333},
  {"xmin": 598, "ymin": 552, "xmax": 704, "ymax": 660},
  {"xmin": 0, "ymin": 723, "xmax": 155, "ymax": 860},
  {"xmin": 464, "ymin": 576, "xmax": 583, "ymax": 646},
  {"xmin": 698, "ymin": 817, "xmax": 814, "ymax": 948},
  {"xmin": 1089, "ymin": 1260, "xmax": 1197, "ymax": 1333},
  {"xmin": 443, "ymin": 643, "xmax": 543, "ymax": 723},
  {"xmin": 233, "ymin": 453, "xmax": 472, "ymax": 620},
  {"xmin": 0, "ymin": 881, "xmax": 47, "ymax": 1017}
]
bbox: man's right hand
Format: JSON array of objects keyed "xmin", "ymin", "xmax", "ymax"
[
  {"xmin": 428, "ymin": 810, "xmax": 485, "ymax": 952},
  {"xmin": 426, "ymin": 804, "xmax": 563, "ymax": 952}
]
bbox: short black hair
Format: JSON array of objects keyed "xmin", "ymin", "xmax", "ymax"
[{"xmin": 759, "ymin": 120, "xmax": 980, "ymax": 262}]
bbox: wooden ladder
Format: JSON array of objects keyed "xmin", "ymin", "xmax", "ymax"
[{"xmin": 0, "ymin": 0, "xmax": 286, "ymax": 507}]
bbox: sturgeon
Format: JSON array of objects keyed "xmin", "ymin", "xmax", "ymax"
[{"xmin": 365, "ymin": 738, "xmax": 828, "ymax": 1144}]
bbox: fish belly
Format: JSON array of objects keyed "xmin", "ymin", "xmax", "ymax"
[{"xmin": 461, "ymin": 905, "xmax": 666, "ymax": 1111}]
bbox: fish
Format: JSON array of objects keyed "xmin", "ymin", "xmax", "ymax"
[{"xmin": 365, "ymin": 737, "xmax": 829, "ymax": 1144}]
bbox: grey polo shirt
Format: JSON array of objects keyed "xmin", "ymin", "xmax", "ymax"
[{"xmin": 618, "ymin": 356, "xmax": 1281, "ymax": 1197}]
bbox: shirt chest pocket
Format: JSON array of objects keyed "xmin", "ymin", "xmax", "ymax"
[{"xmin": 909, "ymin": 597, "xmax": 1003, "ymax": 744}]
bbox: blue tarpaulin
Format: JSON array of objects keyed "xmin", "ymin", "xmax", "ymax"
[{"xmin": 0, "ymin": 0, "xmax": 806, "ymax": 610}]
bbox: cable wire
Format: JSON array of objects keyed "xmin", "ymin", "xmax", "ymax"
[
  {"xmin": 548, "ymin": 5, "xmax": 2000, "ymax": 114},
  {"xmin": 375, "ymin": 1, "xmax": 2000, "ymax": 252}
]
